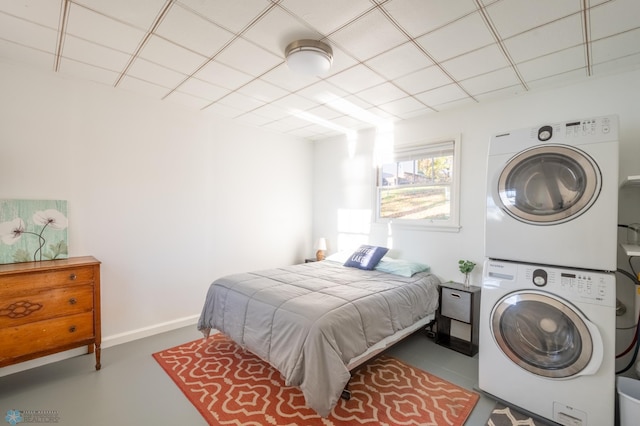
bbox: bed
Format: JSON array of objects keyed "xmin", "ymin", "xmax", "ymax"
[{"xmin": 197, "ymin": 247, "xmax": 440, "ymax": 417}]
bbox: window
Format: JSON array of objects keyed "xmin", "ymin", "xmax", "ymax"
[{"xmin": 375, "ymin": 137, "xmax": 461, "ymax": 230}]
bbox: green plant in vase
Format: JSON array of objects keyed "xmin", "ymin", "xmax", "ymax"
[{"xmin": 458, "ymin": 260, "xmax": 476, "ymax": 287}]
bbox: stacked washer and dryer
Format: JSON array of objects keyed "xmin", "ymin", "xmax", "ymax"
[{"xmin": 480, "ymin": 116, "xmax": 619, "ymax": 426}]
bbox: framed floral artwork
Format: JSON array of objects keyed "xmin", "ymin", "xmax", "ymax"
[{"xmin": 0, "ymin": 199, "xmax": 68, "ymax": 264}]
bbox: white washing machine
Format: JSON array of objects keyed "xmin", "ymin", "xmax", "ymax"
[
  {"xmin": 479, "ymin": 259, "xmax": 615, "ymax": 426},
  {"xmin": 485, "ymin": 115, "xmax": 619, "ymax": 271}
]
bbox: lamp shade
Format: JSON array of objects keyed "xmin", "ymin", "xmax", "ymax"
[
  {"xmin": 316, "ymin": 238, "xmax": 327, "ymax": 251},
  {"xmin": 285, "ymin": 40, "xmax": 333, "ymax": 75}
]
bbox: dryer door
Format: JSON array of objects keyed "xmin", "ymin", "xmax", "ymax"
[
  {"xmin": 490, "ymin": 290, "xmax": 601, "ymax": 378},
  {"xmin": 497, "ymin": 145, "xmax": 601, "ymax": 225}
]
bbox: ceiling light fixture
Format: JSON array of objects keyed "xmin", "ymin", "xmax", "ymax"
[{"xmin": 285, "ymin": 39, "xmax": 333, "ymax": 76}]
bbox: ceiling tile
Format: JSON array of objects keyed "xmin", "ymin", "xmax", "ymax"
[
  {"xmin": 271, "ymin": 93, "xmax": 317, "ymax": 113},
  {"xmin": 295, "ymin": 81, "xmax": 348, "ymax": 104},
  {"xmin": 78, "ymin": 0, "xmax": 168, "ymax": 29},
  {"xmin": 393, "ymin": 66, "xmax": 454, "ymax": 94},
  {"xmin": 201, "ymin": 101, "xmax": 244, "ymax": 119},
  {"xmin": 177, "ymin": 0, "xmax": 271, "ymax": 33},
  {"xmin": 589, "ymin": 0, "xmax": 640, "ymax": 40},
  {"xmin": 216, "ymin": 91, "xmax": 266, "ymax": 113},
  {"xmin": 592, "ymin": 52, "xmax": 640, "ymax": 76},
  {"xmin": 433, "ymin": 97, "xmax": 476, "ymax": 112},
  {"xmin": 66, "ymin": 3, "xmax": 145, "ymax": 53},
  {"xmin": 442, "ymin": 44, "xmax": 508, "ymax": 81},
  {"xmin": 126, "ymin": 57, "xmax": 187, "ymax": 88},
  {"xmin": 250, "ymin": 103, "xmax": 291, "ymax": 121},
  {"xmin": 355, "ymin": 82, "xmax": 408, "ymax": 106},
  {"xmin": 260, "ymin": 63, "xmax": 320, "ymax": 92},
  {"xmin": 237, "ymin": 79, "xmax": 289, "ymax": 103},
  {"xmin": 517, "ymin": 46, "xmax": 586, "ymax": 82},
  {"xmin": 319, "ymin": 44, "xmax": 360, "ymax": 78},
  {"xmin": 382, "ymin": 0, "xmax": 478, "ymax": 37},
  {"xmin": 459, "ymin": 67, "xmax": 522, "ymax": 96},
  {"xmin": 526, "ymin": 69, "xmax": 587, "ymax": 89},
  {"xmin": 485, "ymin": 0, "xmax": 581, "ymax": 39},
  {"xmin": 365, "ymin": 42, "xmax": 433, "ymax": 80},
  {"xmin": 243, "ymin": 6, "xmax": 321, "ymax": 57},
  {"xmin": 0, "ymin": 39, "xmax": 53, "ymax": 68},
  {"xmin": 57, "ymin": 58, "xmax": 119, "ymax": 86},
  {"xmin": 177, "ymin": 77, "xmax": 230, "ymax": 101},
  {"xmin": 155, "ymin": 3, "xmax": 234, "ymax": 57},
  {"xmin": 0, "ymin": 12, "xmax": 57, "ymax": 53},
  {"xmin": 164, "ymin": 90, "xmax": 211, "ymax": 109},
  {"xmin": 265, "ymin": 114, "xmax": 314, "ymax": 132},
  {"xmin": 280, "ymin": 0, "xmax": 373, "ymax": 35},
  {"xmin": 194, "ymin": 59, "xmax": 254, "ymax": 90},
  {"xmin": 119, "ymin": 75, "xmax": 173, "ymax": 99},
  {"xmin": 234, "ymin": 111, "xmax": 274, "ymax": 127},
  {"xmin": 215, "ymin": 37, "xmax": 282, "ymax": 77},
  {"xmin": 414, "ymin": 84, "xmax": 469, "ymax": 108},
  {"xmin": 416, "ymin": 11, "xmax": 495, "ymax": 62},
  {"xmin": 0, "ymin": 0, "xmax": 61, "ymax": 28},
  {"xmin": 325, "ymin": 64, "xmax": 387, "ymax": 94},
  {"xmin": 139, "ymin": 35, "xmax": 206, "ymax": 75},
  {"xmin": 591, "ymin": 28, "xmax": 640, "ymax": 67},
  {"xmin": 377, "ymin": 96, "xmax": 428, "ymax": 118},
  {"xmin": 474, "ymin": 84, "xmax": 524, "ymax": 102},
  {"xmin": 304, "ymin": 104, "xmax": 343, "ymax": 121},
  {"xmin": 505, "ymin": 14, "xmax": 584, "ymax": 64},
  {"xmin": 62, "ymin": 35, "xmax": 131, "ymax": 72},
  {"xmin": 330, "ymin": 9, "xmax": 409, "ymax": 61}
]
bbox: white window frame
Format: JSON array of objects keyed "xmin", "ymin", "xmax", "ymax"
[{"xmin": 374, "ymin": 135, "xmax": 461, "ymax": 232}]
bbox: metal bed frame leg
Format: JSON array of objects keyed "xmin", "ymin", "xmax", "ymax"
[{"xmin": 341, "ymin": 387, "xmax": 351, "ymax": 400}]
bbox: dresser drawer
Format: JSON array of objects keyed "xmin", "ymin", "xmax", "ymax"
[
  {"xmin": 0, "ymin": 285, "xmax": 94, "ymax": 328},
  {"xmin": 0, "ymin": 311, "xmax": 94, "ymax": 362},
  {"xmin": 441, "ymin": 287, "xmax": 472, "ymax": 323},
  {"xmin": 0, "ymin": 266, "xmax": 94, "ymax": 297}
]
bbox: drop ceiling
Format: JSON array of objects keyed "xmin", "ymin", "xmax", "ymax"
[{"xmin": 1, "ymin": 0, "xmax": 639, "ymax": 140}]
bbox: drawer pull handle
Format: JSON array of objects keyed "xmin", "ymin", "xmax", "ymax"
[
  {"xmin": 69, "ymin": 273, "xmax": 77, "ymax": 281},
  {"xmin": 69, "ymin": 298, "xmax": 77, "ymax": 305},
  {"xmin": 69, "ymin": 326, "xmax": 77, "ymax": 333},
  {"xmin": 449, "ymin": 292, "xmax": 461, "ymax": 298}
]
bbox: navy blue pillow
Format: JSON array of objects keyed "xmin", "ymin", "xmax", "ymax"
[{"xmin": 343, "ymin": 245, "xmax": 389, "ymax": 270}]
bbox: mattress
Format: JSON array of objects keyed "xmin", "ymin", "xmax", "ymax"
[{"xmin": 197, "ymin": 260, "xmax": 440, "ymax": 416}]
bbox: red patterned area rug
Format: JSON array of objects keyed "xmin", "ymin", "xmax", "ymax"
[{"xmin": 153, "ymin": 333, "xmax": 479, "ymax": 425}]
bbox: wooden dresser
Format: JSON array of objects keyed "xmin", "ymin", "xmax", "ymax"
[{"xmin": 0, "ymin": 256, "xmax": 101, "ymax": 370}]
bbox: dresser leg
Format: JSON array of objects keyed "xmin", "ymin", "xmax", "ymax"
[{"xmin": 95, "ymin": 343, "xmax": 101, "ymax": 370}]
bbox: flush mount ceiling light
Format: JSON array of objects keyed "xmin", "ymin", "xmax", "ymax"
[{"xmin": 285, "ymin": 39, "xmax": 333, "ymax": 75}]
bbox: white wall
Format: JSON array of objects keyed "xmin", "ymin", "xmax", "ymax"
[
  {"xmin": 0, "ymin": 61, "xmax": 313, "ymax": 355},
  {"xmin": 313, "ymin": 68, "xmax": 640, "ymax": 373}
]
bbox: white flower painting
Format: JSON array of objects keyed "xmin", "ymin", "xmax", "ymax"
[{"xmin": 0, "ymin": 200, "xmax": 68, "ymax": 264}]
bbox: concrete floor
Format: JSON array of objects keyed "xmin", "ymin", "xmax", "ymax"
[{"xmin": 0, "ymin": 325, "xmax": 497, "ymax": 425}]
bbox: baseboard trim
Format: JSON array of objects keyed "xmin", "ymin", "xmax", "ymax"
[
  {"xmin": 0, "ymin": 314, "xmax": 199, "ymax": 378},
  {"xmin": 102, "ymin": 314, "xmax": 199, "ymax": 348}
]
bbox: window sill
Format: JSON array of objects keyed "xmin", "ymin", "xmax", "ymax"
[{"xmin": 379, "ymin": 219, "xmax": 461, "ymax": 233}]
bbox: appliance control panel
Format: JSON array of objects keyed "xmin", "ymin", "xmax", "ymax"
[
  {"xmin": 528, "ymin": 116, "xmax": 617, "ymax": 141},
  {"xmin": 520, "ymin": 265, "xmax": 615, "ymax": 307}
]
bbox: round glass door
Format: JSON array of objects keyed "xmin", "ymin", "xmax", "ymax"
[
  {"xmin": 491, "ymin": 291, "xmax": 594, "ymax": 378},
  {"xmin": 497, "ymin": 145, "xmax": 601, "ymax": 224}
]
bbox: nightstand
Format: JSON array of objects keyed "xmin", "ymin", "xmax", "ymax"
[
  {"xmin": 304, "ymin": 258, "xmax": 317, "ymax": 263},
  {"xmin": 436, "ymin": 282, "xmax": 481, "ymax": 356}
]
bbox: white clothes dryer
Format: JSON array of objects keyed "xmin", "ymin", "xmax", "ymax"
[
  {"xmin": 485, "ymin": 115, "xmax": 619, "ymax": 271},
  {"xmin": 478, "ymin": 259, "xmax": 615, "ymax": 426}
]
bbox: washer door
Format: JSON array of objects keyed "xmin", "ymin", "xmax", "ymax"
[
  {"xmin": 491, "ymin": 290, "xmax": 600, "ymax": 378},
  {"xmin": 497, "ymin": 145, "xmax": 601, "ymax": 224}
]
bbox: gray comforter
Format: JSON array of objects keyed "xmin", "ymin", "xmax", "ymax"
[{"xmin": 197, "ymin": 260, "xmax": 440, "ymax": 417}]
